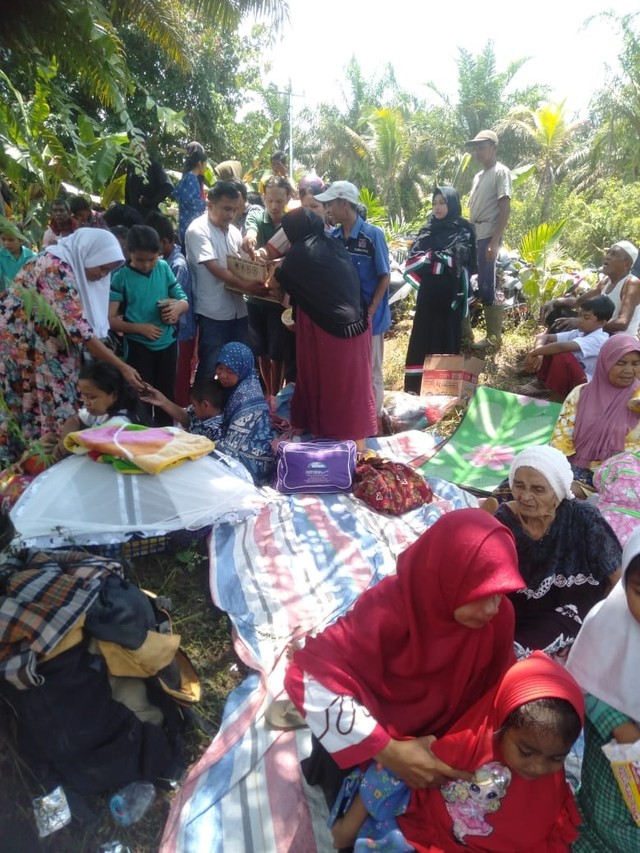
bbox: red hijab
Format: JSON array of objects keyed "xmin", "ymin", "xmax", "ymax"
[
  {"xmin": 572, "ymin": 334, "xmax": 640, "ymax": 467},
  {"xmin": 289, "ymin": 510, "xmax": 523, "ymax": 743},
  {"xmin": 399, "ymin": 652, "xmax": 585, "ymax": 853}
]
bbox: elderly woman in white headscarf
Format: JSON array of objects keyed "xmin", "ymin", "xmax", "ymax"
[
  {"xmin": 0, "ymin": 229, "xmax": 143, "ymax": 466},
  {"xmin": 493, "ymin": 445, "xmax": 622, "ymax": 660}
]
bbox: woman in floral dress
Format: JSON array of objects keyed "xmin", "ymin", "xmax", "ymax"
[{"xmin": 0, "ymin": 230, "xmax": 143, "ymax": 467}]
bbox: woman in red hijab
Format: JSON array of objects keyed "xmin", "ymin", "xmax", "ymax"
[
  {"xmin": 333, "ymin": 652, "xmax": 584, "ymax": 852},
  {"xmin": 284, "ymin": 510, "xmax": 524, "ymax": 804}
]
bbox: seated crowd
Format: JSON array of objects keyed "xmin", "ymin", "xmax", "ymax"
[{"xmin": 0, "ymin": 139, "xmax": 639, "ymax": 853}]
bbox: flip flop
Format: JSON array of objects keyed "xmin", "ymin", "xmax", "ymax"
[{"xmin": 264, "ymin": 699, "xmax": 307, "ymax": 731}]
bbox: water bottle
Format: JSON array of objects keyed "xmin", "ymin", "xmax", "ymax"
[{"xmin": 109, "ymin": 782, "xmax": 156, "ymax": 827}]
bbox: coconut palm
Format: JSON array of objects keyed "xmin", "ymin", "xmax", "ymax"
[
  {"xmin": 345, "ymin": 108, "xmax": 436, "ymax": 222},
  {"xmin": 496, "ymin": 101, "xmax": 587, "ymax": 222}
]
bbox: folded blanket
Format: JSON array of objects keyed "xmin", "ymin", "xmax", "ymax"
[{"xmin": 63, "ymin": 424, "xmax": 214, "ymax": 475}]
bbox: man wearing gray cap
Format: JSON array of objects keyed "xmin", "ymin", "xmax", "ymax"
[
  {"xmin": 545, "ymin": 241, "xmax": 640, "ymax": 337},
  {"xmin": 465, "ymin": 129, "xmax": 512, "ymax": 351}
]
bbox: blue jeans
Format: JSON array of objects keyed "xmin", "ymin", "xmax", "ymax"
[
  {"xmin": 476, "ymin": 236, "xmax": 496, "ymax": 305},
  {"xmin": 195, "ymin": 314, "xmax": 248, "ymax": 382}
]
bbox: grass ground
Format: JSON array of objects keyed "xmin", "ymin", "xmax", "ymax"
[{"xmin": 0, "ymin": 312, "xmax": 538, "ymax": 852}]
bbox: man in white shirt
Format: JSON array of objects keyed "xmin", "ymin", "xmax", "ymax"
[
  {"xmin": 466, "ymin": 130, "xmax": 512, "ymax": 351},
  {"xmin": 522, "ymin": 295, "xmax": 615, "ymax": 400},
  {"xmin": 185, "ymin": 182, "xmax": 266, "ymax": 381}
]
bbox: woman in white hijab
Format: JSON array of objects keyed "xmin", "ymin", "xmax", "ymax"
[
  {"xmin": 494, "ymin": 445, "xmax": 622, "ymax": 660},
  {"xmin": 0, "ymin": 229, "xmax": 143, "ymax": 466}
]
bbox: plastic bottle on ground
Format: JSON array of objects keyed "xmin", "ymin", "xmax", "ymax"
[{"xmin": 109, "ymin": 781, "xmax": 156, "ymax": 827}]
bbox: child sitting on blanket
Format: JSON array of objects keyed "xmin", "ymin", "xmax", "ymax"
[
  {"xmin": 330, "ymin": 653, "xmax": 583, "ymax": 852},
  {"xmin": 0, "ymin": 363, "xmax": 145, "ymax": 504},
  {"xmin": 140, "ymin": 378, "xmax": 227, "ymax": 443},
  {"xmin": 53, "ymin": 362, "xmax": 146, "ymax": 459}
]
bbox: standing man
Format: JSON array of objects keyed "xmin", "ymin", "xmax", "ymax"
[
  {"xmin": 466, "ymin": 130, "xmax": 512, "ymax": 351},
  {"xmin": 41, "ymin": 198, "xmax": 77, "ymax": 247},
  {"xmin": 185, "ymin": 182, "xmax": 266, "ymax": 382},
  {"xmin": 315, "ymin": 181, "xmax": 391, "ymax": 433}
]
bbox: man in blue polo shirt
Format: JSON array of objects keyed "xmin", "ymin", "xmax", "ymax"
[{"xmin": 315, "ymin": 181, "xmax": 391, "ymax": 432}]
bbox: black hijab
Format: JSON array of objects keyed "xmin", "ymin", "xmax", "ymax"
[
  {"xmin": 409, "ymin": 186, "xmax": 477, "ymax": 271},
  {"xmin": 275, "ymin": 207, "xmax": 369, "ymax": 338}
]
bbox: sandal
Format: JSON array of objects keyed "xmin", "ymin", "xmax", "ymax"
[{"xmin": 264, "ymin": 699, "xmax": 307, "ymax": 731}]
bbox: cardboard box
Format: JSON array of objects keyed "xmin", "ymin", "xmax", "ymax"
[
  {"xmin": 420, "ymin": 355, "xmax": 485, "ymax": 400},
  {"xmin": 227, "ymin": 255, "xmax": 275, "ymax": 283}
]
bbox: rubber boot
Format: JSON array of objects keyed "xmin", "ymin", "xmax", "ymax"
[
  {"xmin": 461, "ymin": 315, "xmax": 474, "ymax": 349},
  {"xmin": 471, "ymin": 305, "xmax": 503, "ymax": 352}
]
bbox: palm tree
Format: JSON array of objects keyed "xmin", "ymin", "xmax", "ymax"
[
  {"xmin": 0, "ymin": 0, "xmax": 287, "ymax": 108},
  {"xmin": 346, "ymin": 108, "xmax": 436, "ymax": 222},
  {"xmin": 496, "ymin": 101, "xmax": 587, "ymax": 221},
  {"xmin": 587, "ymin": 12, "xmax": 640, "ymax": 183}
]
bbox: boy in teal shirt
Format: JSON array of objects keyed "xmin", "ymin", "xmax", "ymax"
[
  {"xmin": 0, "ymin": 230, "xmax": 35, "ymax": 291},
  {"xmin": 109, "ymin": 224, "xmax": 188, "ymax": 425}
]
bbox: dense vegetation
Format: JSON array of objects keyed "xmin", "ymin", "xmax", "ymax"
[{"xmin": 1, "ymin": 6, "xmax": 639, "ymax": 265}]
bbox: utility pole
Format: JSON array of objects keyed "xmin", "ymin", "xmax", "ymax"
[{"xmin": 275, "ymin": 81, "xmax": 303, "ymax": 180}]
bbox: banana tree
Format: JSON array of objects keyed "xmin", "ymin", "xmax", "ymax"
[{"xmin": 0, "ymin": 66, "xmax": 144, "ymax": 241}]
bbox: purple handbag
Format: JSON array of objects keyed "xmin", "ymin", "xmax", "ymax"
[{"xmin": 275, "ymin": 440, "xmax": 357, "ymax": 494}]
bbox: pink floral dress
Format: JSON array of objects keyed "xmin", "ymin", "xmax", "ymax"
[{"xmin": 0, "ymin": 255, "xmax": 94, "ymax": 466}]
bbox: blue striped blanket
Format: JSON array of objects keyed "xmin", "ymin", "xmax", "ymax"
[{"xmin": 162, "ymin": 432, "xmax": 475, "ymax": 852}]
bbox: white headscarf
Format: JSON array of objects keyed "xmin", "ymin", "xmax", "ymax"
[
  {"xmin": 566, "ymin": 526, "xmax": 640, "ymax": 719},
  {"xmin": 46, "ymin": 230, "xmax": 124, "ymax": 338},
  {"xmin": 507, "ymin": 445, "xmax": 574, "ymax": 503}
]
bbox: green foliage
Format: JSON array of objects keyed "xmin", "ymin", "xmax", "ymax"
[
  {"xmin": 519, "ymin": 220, "xmax": 566, "ymax": 265},
  {"xmin": 587, "ymin": 12, "xmax": 640, "ymax": 182},
  {"xmin": 0, "ymin": 67, "xmax": 141, "ymax": 237},
  {"xmin": 555, "ymin": 176, "xmax": 640, "ymax": 264},
  {"xmin": 0, "ymin": 2, "xmax": 286, "ymax": 238},
  {"xmin": 115, "ymin": 18, "xmax": 269, "ymax": 168},
  {"xmin": 358, "ymin": 188, "xmax": 387, "ymax": 229},
  {"xmin": 518, "ymin": 220, "xmax": 583, "ymax": 315},
  {"xmin": 496, "ymin": 101, "xmax": 588, "ymax": 222}
]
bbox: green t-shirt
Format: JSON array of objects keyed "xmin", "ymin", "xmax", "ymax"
[
  {"xmin": 244, "ymin": 208, "xmax": 279, "ymax": 249},
  {"xmin": 244, "ymin": 209, "xmax": 279, "ymax": 306},
  {"xmin": 109, "ymin": 259, "xmax": 187, "ymax": 351}
]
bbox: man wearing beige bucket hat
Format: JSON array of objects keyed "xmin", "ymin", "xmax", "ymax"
[{"xmin": 465, "ymin": 129, "xmax": 512, "ymax": 351}]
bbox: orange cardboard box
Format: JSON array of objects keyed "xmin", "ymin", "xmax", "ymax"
[{"xmin": 420, "ymin": 355, "xmax": 485, "ymax": 400}]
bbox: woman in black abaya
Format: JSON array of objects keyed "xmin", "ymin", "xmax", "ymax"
[{"xmin": 403, "ymin": 187, "xmax": 477, "ymax": 393}]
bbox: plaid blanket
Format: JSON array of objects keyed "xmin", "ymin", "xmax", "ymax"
[{"xmin": 0, "ymin": 551, "xmax": 122, "ymax": 689}]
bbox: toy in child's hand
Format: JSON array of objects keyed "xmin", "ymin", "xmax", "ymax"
[{"xmin": 441, "ymin": 761, "xmax": 512, "ymax": 843}]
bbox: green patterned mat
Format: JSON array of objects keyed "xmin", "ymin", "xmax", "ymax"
[{"xmin": 420, "ymin": 385, "xmax": 562, "ymax": 493}]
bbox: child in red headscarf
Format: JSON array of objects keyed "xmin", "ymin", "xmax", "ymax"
[{"xmin": 330, "ymin": 652, "xmax": 584, "ymax": 852}]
